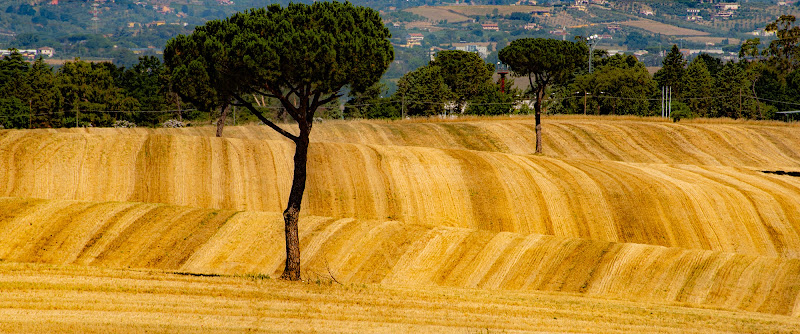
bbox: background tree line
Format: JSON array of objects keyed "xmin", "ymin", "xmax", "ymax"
[
  {"xmin": 5, "ymin": 14, "xmax": 800, "ymax": 130},
  {"xmin": 0, "ymin": 52, "xmax": 203, "ymax": 129}
]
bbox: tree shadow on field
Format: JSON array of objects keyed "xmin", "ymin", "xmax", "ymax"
[{"xmin": 761, "ymin": 170, "xmax": 800, "ymax": 177}]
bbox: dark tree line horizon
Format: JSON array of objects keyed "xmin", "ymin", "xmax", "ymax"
[{"xmin": 3, "ymin": 15, "xmax": 800, "ymax": 130}]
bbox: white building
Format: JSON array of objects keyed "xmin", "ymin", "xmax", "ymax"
[{"xmin": 455, "ymin": 45, "xmax": 489, "ymax": 59}]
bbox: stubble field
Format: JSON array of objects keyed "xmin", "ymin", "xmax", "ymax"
[{"xmin": 1, "ymin": 115, "xmax": 799, "ymax": 332}]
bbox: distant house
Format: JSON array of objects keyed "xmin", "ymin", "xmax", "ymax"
[
  {"xmin": 524, "ymin": 23, "xmax": 540, "ymax": 30},
  {"xmin": 482, "ymin": 23, "xmax": 499, "ymax": 31},
  {"xmin": 455, "ymin": 45, "xmax": 489, "ymax": 59},
  {"xmin": 407, "ymin": 33, "xmax": 424, "ymax": 42},
  {"xmin": 404, "ymin": 40, "xmax": 421, "ymax": 48},
  {"xmin": 687, "ymin": 9, "xmax": 703, "ymax": 21},
  {"xmin": 714, "ymin": 11, "xmax": 734, "ymax": 19},
  {"xmin": 37, "ymin": 47, "xmax": 55, "ymax": 57},
  {"xmin": 715, "ymin": 3, "xmax": 739, "ymax": 11},
  {"xmin": 748, "ymin": 29, "xmax": 776, "ymax": 37},
  {"xmin": 640, "ymin": 10, "xmax": 654, "ymax": 16},
  {"xmin": 531, "ymin": 9, "xmax": 551, "ymax": 17}
]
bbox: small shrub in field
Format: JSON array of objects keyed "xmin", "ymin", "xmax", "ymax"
[
  {"xmin": 162, "ymin": 119, "xmax": 186, "ymax": 128},
  {"xmin": 670, "ymin": 102, "xmax": 692, "ymax": 122},
  {"xmin": 113, "ymin": 120, "xmax": 136, "ymax": 128}
]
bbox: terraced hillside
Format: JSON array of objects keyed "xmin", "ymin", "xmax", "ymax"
[
  {"xmin": 2, "ymin": 116, "xmax": 800, "ymax": 330},
  {"xmin": 45, "ymin": 116, "xmax": 800, "ymax": 168},
  {"xmin": 2, "ymin": 128, "xmax": 800, "ymax": 257},
  {"xmin": 1, "ymin": 196, "xmax": 800, "ymax": 317}
]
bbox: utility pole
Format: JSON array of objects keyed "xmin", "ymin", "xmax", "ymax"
[
  {"xmin": 583, "ymin": 92, "xmax": 587, "ymax": 115},
  {"xmin": 668, "ymin": 86, "xmax": 672, "ymax": 118},
  {"xmin": 91, "ymin": 0, "xmax": 100, "ymax": 34},
  {"xmin": 497, "ymin": 62, "xmax": 509, "ymax": 93},
  {"xmin": 587, "ymin": 34, "xmax": 600, "ymax": 74},
  {"xmin": 28, "ymin": 99, "xmax": 32, "ymax": 129},
  {"xmin": 739, "ymin": 87, "xmax": 742, "ymax": 118},
  {"xmin": 401, "ymin": 93, "xmax": 406, "ymax": 119}
]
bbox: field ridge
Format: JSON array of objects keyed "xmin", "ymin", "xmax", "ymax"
[
  {"xmin": 1, "ymin": 196, "xmax": 800, "ymax": 317},
  {"xmin": 1, "ymin": 130, "xmax": 799, "ymax": 257}
]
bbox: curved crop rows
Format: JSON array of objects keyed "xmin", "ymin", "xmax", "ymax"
[
  {"xmin": 1, "ymin": 131, "xmax": 799, "ymax": 257},
  {"xmin": 0, "ymin": 197, "xmax": 799, "ymax": 317},
  {"xmin": 45, "ymin": 118, "xmax": 800, "ymax": 168},
  {"xmin": 3, "ymin": 264, "xmax": 798, "ymax": 333}
]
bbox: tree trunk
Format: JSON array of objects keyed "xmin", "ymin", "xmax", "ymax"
[
  {"xmin": 280, "ymin": 132, "xmax": 309, "ymax": 281},
  {"xmin": 216, "ymin": 103, "xmax": 231, "ymax": 137},
  {"xmin": 534, "ymin": 87, "xmax": 543, "ymax": 154}
]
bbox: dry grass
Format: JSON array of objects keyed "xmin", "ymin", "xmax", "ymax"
[
  {"xmin": 3, "ymin": 116, "xmax": 800, "ymax": 330},
  {"xmin": 683, "ymin": 36, "xmax": 741, "ymax": 46},
  {"xmin": 1, "ymin": 261, "xmax": 800, "ymax": 333},
  {"xmin": 447, "ymin": 5, "xmax": 551, "ymax": 16},
  {"xmin": 404, "ymin": 6, "xmax": 472, "ymax": 23},
  {"xmin": 1, "ymin": 196, "xmax": 800, "ymax": 317},
  {"xmin": 1, "ymin": 129, "xmax": 799, "ymax": 254},
  {"xmin": 620, "ymin": 19, "xmax": 709, "ymax": 36}
]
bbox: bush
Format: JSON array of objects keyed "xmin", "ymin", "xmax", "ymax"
[
  {"xmin": 113, "ymin": 120, "xmax": 136, "ymax": 128},
  {"xmin": 670, "ymin": 101, "xmax": 692, "ymax": 122},
  {"xmin": 162, "ymin": 119, "xmax": 185, "ymax": 128}
]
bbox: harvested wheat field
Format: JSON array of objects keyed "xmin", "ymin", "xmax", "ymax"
[
  {"xmin": 620, "ymin": 19, "xmax": 709, "ymax": 37},
  {"xmin": 2, "ymin": 115, "xmax": 800, "ymax": 331},
  {"xmin": 4, "ymin": 263, "xmax": 799, "ymax": 333}
]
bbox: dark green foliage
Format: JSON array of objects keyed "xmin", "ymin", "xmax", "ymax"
[
  {"xmin": 670, "ymin": 101, "xmax": 692, "ymax": 122},
  {"xmin": 465, "ymin": 82, "xmax": 514, "ymax": 115},
  {"xmin": 0, "ymin": 97, "xmax": 28, "ymax": 129},
  {"xmin": 164, "ymin": 2, "xmax": 393, "ymax": 281},
  {"xmin": 429, "ymin": 50, "xmax": 495, "ymax": 109},
  {"xmin": 712, "ymin": 62, "xmax": 750, "ymax": 119},
  {"xmin": 684, "ymin": 57, "xmax": 714, "ymax": 117},
  {"xmin": 121, "ymin": 56, "xmax": 170, "ymax": 126},
  {"xmin": 0, "ymin": 50, "xmax": 29, "ymax": 86},
  {"xmin": 653, "ymin": 45, "xmax": 685, "ymax": 97},
  {"xmin": 165, "ymin": 2, "xmax": 394, "ymax": 125},
  {"xmin": 499, "ymin": 38, "xmax": 586, "ymax": 153},
  {"xmin": 395, "ymin": 65, "xmax": 452, "ymax": 116},
  {"xmin": 26, "ymin": 58, "xmax": 61, "ymax": 128},
  {"xmin": 763, "ymin": 15, "xmax": 800, "ymax": 75},
  {"xmin": 570, "ymin": 54, "xmax": 656, "ymax": 116},
  {"xmin": 695, "ymin": 53, "xmax": 723, "ymax": 78},
  {"xmin": 390, "ymin": 49, "xmax": 513, "ymax": 117},
  {"xmin": 625, "ymin": 31, "xmax": 649, "ymax": 51},
  {"xmin": 499, "ymin": 38, "xmax": 587, "ymax": 100},
  {"xmin": 344, "ymin": 82, "xmax": 399, "ymax": 119}
]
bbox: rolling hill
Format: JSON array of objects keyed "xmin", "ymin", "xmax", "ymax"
[
  {"xmin": 1, "ymin": 196, "xmax": 799, "ymax": 317},
  {"xmin": 2, "ymin": 115, "xmax": 800, "ymax": 331}
]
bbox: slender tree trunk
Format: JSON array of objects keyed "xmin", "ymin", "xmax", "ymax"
[
  {"xmin": 216, "ymin": 103, "xmax": 231, "ymax": 137},
  {"xmin": 280, "ymin": 131, "xmax": 309, "ymax": 281},
  {"xmin": 534, "ymin": 87, "xmax": 543, "ymax": 154}
]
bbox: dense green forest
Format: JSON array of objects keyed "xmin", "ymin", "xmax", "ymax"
[
  {"xmin": 2, "ymin": 22, "xmax": 800, "ymax": 130},
  {"xmin": 1, "ymin": 1, "xmax": 800, "ymax": 129}
]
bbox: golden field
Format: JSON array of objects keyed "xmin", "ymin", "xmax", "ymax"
[
  {"xmin": 620, "ymin": 19, "xmax": 710, "ymax": 37},
  {"xmin": 1, "ymin": 115, "xmax": 800, "ymax": 331}
]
